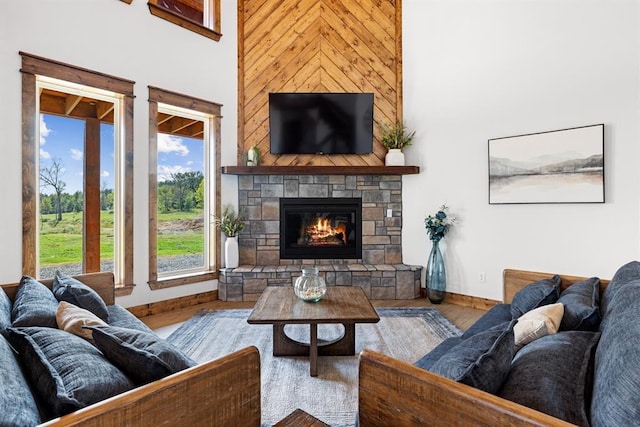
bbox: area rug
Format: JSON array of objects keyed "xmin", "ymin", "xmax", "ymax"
[{"xmin": 166, "ymin": 307, "xmax": 461, "ymax": 427}]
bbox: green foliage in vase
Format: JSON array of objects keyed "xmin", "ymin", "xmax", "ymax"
[
  {"xmin": 425, "ymin": 204, "xmax": 457, "ymax": 242},
  {"xmin": 379, "ymin": 119, "xmax": 416, "ymax": 150},
  {"xmin": 214, "ymin": 204, "xmax": 245, "ymax": 237}
]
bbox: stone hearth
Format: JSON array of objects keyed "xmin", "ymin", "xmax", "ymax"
[{"xmin": 218, "ymin": 173, "xmax": 422, "ymax": 301}]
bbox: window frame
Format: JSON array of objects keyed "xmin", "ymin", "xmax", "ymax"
[
  {"xmin": 20, "ymin": 52, "xmax": 135, "ymax": 296},
  {"xmin": 147, "ymin": 0, "xmax": 222, "ymax": 42},
  {"xmin": 148, "ymin": 86, "xmax": 222, "ymax": 290}
]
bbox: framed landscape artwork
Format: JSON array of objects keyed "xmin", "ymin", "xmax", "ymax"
[{"xmin": 488, "ymin": 124, "xmax": 604, "ymax": 204}]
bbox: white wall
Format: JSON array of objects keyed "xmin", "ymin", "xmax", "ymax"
[
  {"xmin": 403, "ymin": 0, "xmax": 640, "ymax": 300},
  {"xmin": 0, "ymin": 0, "xmax": 238, "ymax": 306}
]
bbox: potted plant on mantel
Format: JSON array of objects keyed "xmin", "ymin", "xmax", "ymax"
[
  {"xmin": 214, "ymin": 204, "xmax": 245, "ymax": 269},
  {"xmin": 379, "ymin": 119, "xmax": 416, "ymax": 166}
]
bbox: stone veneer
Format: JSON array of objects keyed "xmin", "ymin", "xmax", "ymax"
[{"xmin": 218, "ymin": 174, "xmax": 422, "ymax": 301}]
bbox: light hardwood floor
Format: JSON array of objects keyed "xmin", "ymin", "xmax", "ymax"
[{"xmin": 140, "ymin": 297, "xmax": 486, "ymax": 333}]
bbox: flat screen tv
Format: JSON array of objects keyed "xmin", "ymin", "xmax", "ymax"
[{"xmin": 269, "ymin": 92, "xmax": 374, "ymax": 155}]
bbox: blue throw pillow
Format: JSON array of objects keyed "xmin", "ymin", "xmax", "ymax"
[
  {"xmin": 510, "ymin": 275, "xmax": 561, "ymax": 318},
  {"xmin": 11, "ymin": 276, "xmax": 58, "ymax": 328},
  {"xmin": 462, "ymin": 303, "xmax": 512, "ymax": 339},
  {"xmin": 558, "ymin": 277, "xmax": 601, "ymax": 331},
  {"xmin": 106, "ymin": 304, "xmax": 155, "ymax": 333},
  {"xmin": 591, "ymin": 274, "xmax": 640, "ymax": 426},
  {"xmin": 600, "ymin": 260, "xmax": 640, "ymax": 317},
  {"xmin": 499, "ymin": 331, "xmax": 600, "ymax": 426},
  {"xmin": 7, "ymin": 326, "xmax": 134, "ymax": 419},
  {"xmin": 429, "ymin": 320, "xmax": 516, "ymax": 394},
  {"xmin": 414, "ymin": 336, "xmax": 464, "ymax": 370},
  {"xmin": 0, "ymin": 287, "xmax": 12, "ymax": 332},
  {"xmin": 0, "ymin": 334, "xmax": 41, "ymax": 426},
  {"xmin": 91, "ymin": 325, "xmax": 197, "ymax": 385},
  {"xmin": 53, "ymin": 272, "xmax": 109, "ymax": 321}
]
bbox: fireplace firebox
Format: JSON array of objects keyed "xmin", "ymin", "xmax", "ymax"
[{"xmin": 280, "ymin": 198, "xmax": 362, "ymax": 259}]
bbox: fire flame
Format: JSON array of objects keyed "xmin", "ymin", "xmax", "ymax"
[{"xmin": 305, "ymin": 217, "xmax": 347, "ymax": 245}]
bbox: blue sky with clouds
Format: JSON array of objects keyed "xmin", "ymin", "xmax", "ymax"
[{"xmin": 39, "ymin": 114, "xmax": 203, "ymax": 194}]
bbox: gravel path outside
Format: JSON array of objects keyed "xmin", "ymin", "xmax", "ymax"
[{"xmin": 39, "ymin": 254, "xmax": 205, "ymax": 279}]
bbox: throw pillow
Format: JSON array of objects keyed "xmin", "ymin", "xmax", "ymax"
[
  {"xmin": 0, "ymin": 286, "xmax": 12, "ymax": 332},
  {"xmin": 56, "ymin": 301, "xmax": 107, "ymax": 341},
  {"xmin": 591, "ymin": 274, "xmax": 640, "ymax": 426},
  {"xmin": 53, "ymin": 272, "xmax": 109, "ymax": 321},
  {"xmin": 558, "ymin": 277, "xmax": 601, "ymax": 331},
  {"xmin": 0, "ymin": 334, "xmax": 41, "ymax": 426},
  {"xmin": 429, "ymin": 320, "xmax": 516, "ymax": 394},
  {"xmin": 510, "ymin": 275, "xmax": 561, "ymax": 318},
  {"xmin": 499, "ymin": 331, "xmax": 601, "ymax": 427},
  {"xmin": 90, "ymin": 325, "xmax": 197, "ymax": 385},
  {"xmin": 11, "ymin": 276, "xmax": 58, "ymax": 328},
  {"xmin": 461, "ymin": 303, "xmax": 512, "ymax": 339},
  {"xmin": 514, "ymin": 303, "xmax": 564, "ymax": 350},
  {"xmin": 414, "ymin": 336, "xmax": 464, "ymax": 370},
  {"xmin": 6, "ymin": 326, "xmax": 134, "ymax": 419},
  {"xmin": 106, "ymin": 304, "xmax": 156, "ymax": 333}
]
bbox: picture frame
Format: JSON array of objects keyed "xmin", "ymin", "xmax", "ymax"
[{"xmin": 488, "ymin": 124, "xmax": 604, "ymax": 204}]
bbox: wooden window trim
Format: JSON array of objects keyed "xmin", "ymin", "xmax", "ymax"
[
  {"xmin": 147, "ymin": 1, "xmax": 222, "ymax": 42},
  {"xmin": 20, "ymin": 52, "xmax": 135, "ymax": 291},
  {"xmin": 148, "ymin": 86, "xmax": 222, "ymax": 290}
]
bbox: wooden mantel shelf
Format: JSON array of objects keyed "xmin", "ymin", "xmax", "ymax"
[{"xmin": 221, "ymin": 166, "xmax": 420, "ymax": 175}]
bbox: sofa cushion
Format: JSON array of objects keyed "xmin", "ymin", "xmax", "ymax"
[
  {"xmin": 91, "ymin": 325, "xmax": 197, "ymax": 385},
  {"xmin": 558, "ymin": 277, "xmax": 601, "ymax": 331},
  {"xmin": 53, "ymin": 272, "xmax": 109, "ymax": 321},
  {"xmin": 11, "ymin": 276, "xmax": 58, "ymax": 328},
  {"xmin": 56, "ymin": 301, "xmax": 107, "ymax": 341},
  {"xmin": 6, "ymin": 326, "xmax": 134, "ymax": 419},
  {"xmin": 429, "ymin": 320, "xmax": 516, "ymax": 394},
  {"xmin": 461, "ymin": 303, "xmax": 512, "ymax": 339},
  {"xmin": 591, "ymin": 267, "xmax": 640, "ymax": 426},
  {"xmin": 0, "ymin": 334, "xmax": 42, "ymax": 426},
  {"xmin": 106, "ymin": 304, "xmax": 155, "ymax": 333},
  {"xmin": 600, "ymin": 260, "xmax": 640, "ymax": 318},
  {"xmin": 0, "ymin": 286, "xmax": 11, "ymax": 332},
  {"xmin": 414, "ymin": 336, "xmax": 464, "ymax": 370},
  {"xmin": 510, "ymin": 275, "xmax": 561, "ymax": 318},
  {"xmin": 499, "ymin": 331, "xmax": 600, "ymax": 427},
  {"xmin": 514, "ymin": 303, "xmax": 564, "ymax": 351}
]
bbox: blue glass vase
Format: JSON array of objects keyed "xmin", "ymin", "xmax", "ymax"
[{"xmin": 426, "ymin": 240, "xmax": 446, "ymax": 304}]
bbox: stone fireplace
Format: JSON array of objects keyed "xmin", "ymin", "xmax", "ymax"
[{"xmin": 218, "ymin": 172, "xmax": 422, "ymax": 301}]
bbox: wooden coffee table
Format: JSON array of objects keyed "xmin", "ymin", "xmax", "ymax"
[{"xmin": 247, "ymin": 286, "xmax": 380, "ymax": 376}]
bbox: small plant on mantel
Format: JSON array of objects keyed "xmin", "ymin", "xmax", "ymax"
[
  {"xmin": 379, "ymin": 119, "xmax": 415, "ymax": 166},
  {"xmin": 213, "ymin": 204, "xmax": 245, "ymax": 237},
  {"xmin": 379, "ymin": 119, "xmax": 415, "ymax": 150}
]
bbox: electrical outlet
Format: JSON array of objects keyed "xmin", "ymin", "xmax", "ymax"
[
  {"xmin": 479, "ymin": 272, "xmax": 486, "ymax": 283},
  {"xmin": 386, "ymin": 209, "xmax": 392, "ymax": 217}
]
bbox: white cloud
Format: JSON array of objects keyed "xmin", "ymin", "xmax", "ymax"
[
  {"xmin": 40, "ymin": 115, "xmax": 51, "ymax": 144},
  {"xmin": 70, "ymin": 148, "xmax": 83, "ymax": 160},
  {"xmin": 158, "ymin": 134, "xmax": 189, "ymax": 156},
  {"xmin": 40, "ymin": 148, "xmax": 51, "ymax": 159},
  {"xmin": 157, "ymin": 164, "xmax": 192, "ymax": 182},
  {"xmin": 101, "ymin": 171, "xmax": 110, "ymax": 177}
]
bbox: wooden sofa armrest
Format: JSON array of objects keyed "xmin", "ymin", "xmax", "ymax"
[
  {"xmin": 358, "ymin": 349, "xmax": 573, "ymax": 427},
  {"xmin": 40, "ymin": 346, "xmax": 261, "ymax": 427}
]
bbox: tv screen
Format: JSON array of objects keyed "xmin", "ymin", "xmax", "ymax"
[{"xmin": 269, "ymin": 92, "xmax": 374, "ymax": 155}]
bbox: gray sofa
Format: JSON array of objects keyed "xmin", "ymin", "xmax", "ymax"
[
  {"xmin": 359, "ymin": 261, "xmax": 640, "ymax": 426},
  {"xmin": 0, "ymin": 272, "xmax": 195, "ymax": 426}
]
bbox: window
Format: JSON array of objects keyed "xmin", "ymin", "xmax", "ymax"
[
  {"xmin": 21, "ymin": 52, "xmax": 135, "ymax": 293},
  {"xmin": 148, "ymin": 86, "xmax": 221, "ymax": 289},
  {"xmin": 147, "ymin": 0, "xmax": 221, "ymax": 41}
]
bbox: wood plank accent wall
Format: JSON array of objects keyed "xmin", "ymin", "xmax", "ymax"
[{"xmin": 238, "ymin": 0, "xmax": 403, "ymax": 167}]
